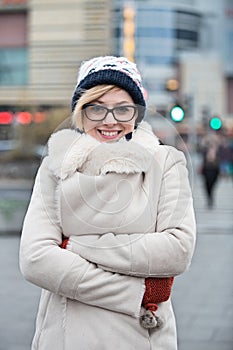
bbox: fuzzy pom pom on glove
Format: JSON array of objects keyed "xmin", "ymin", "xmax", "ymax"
[{"xmin": 140, "ymin": 277, "xmax": 174, "ymax": 329}]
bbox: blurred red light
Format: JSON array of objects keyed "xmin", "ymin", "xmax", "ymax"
[
  {"xmin": 16, "ymin": 111, "xmax": 32, "ymax": 124},
  {"xmin": 33, "ymin": 112, "xmax": 45, "ymax": 123},
  {"xmin": 0, "ymin": 111, "xmax": 13, "ymax": 124}
]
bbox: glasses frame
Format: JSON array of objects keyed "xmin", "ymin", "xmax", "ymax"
[{"xmin": 82, "ymin": 104, "xmax": 138, "ymax": 122}]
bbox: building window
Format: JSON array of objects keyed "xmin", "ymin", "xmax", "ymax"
[
  {"xmin": 175, "ymin": 10, "xmax": 201, "ymax": 51},
  {"xmin": 0, "ymin": 48, "xmax": 27, "ymax": 85},
  {"xmin": 0, "ymin": 11, "xmax": 28, "ymax": 85}
]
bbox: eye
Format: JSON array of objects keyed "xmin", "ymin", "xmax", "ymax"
[
  {"xmin": 114, "ymin": 106, "xmax": 131, "ymax": 115},
  {"xmin": 89, "ymin": 105, "xmax": 106, "ymax": 114}
]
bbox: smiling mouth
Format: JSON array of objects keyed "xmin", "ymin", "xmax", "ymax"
[{"xmin": 98, "ymin": 130, "xmax": 121, "ymax": 137}]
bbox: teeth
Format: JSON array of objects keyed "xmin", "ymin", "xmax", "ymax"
[{"xmin": 100, "ymin": 130, "xmax": 118, "ymax": 136}]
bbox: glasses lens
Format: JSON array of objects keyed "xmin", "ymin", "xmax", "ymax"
[
  {"xmin": 113, "ymin": 106, "xmax": 136, "ymax": 121},
  {"xmin": 85, "ymin": 105, "xmax": 107, "ymax": 120}
]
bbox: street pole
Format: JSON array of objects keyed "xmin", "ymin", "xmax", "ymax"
[{"xmin": 186, "ymin": 94, "xmax": 197, "ymax": 155}]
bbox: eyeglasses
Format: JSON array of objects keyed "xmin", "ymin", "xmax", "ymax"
[{"xmin": 82, "ymin": 104, "xmax": 138, "ymax": 122}]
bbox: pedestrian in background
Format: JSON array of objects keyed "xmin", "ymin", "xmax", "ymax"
[
  {"xmin": 230, "ymin": 139, "xmax": 233, "ymax": 181},
  {"xmin": 218, "ymin": 137, "xmax": 233, "ymax": 178},
  {"xmin": 19, "ymin": 56, "xmax": 196, "ymax": 350},
  {"xmin": 200, "ymin": 139, "xmax": 220, "ymax": 208}
]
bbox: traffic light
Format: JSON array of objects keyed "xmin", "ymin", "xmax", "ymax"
[
  {"xmin": 209, "ymin": 116, "xmax": 222, "ymax": 131},
  {"xmin": 169, "ymin": 104, "xmax": 185, "ymax": 122}
]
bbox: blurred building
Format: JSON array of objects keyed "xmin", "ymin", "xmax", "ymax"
[
  {"xmin": 0, "ymin": 0, "xmax": 232, "ymax": 135},
  {"xmin": 0, "ymin": 0, "xmax": 112, "ymax": 109},
  {"xmin": 114, "ymin": 0, "xmax": 233, "ymax": 128},
  {"xmin": 115, "ymin": 0, "xmax": 202, "ymax": 112}
]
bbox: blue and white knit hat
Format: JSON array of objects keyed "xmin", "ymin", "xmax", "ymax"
[{"xmin": 71, "ymin": 56, "xmax": 146, "ymax": 123}]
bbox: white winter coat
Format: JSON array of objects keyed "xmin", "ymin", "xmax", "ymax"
[{"xmin": 20, "ymin": 121, "xmax": 196, "ymax": 350}]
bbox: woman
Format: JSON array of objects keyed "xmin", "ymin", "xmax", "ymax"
[{"xmin": 20, "ymin": 56, "xmax": 196, "ymax": 350}]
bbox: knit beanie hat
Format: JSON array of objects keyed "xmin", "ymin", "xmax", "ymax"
[{"xmin": 71, "ymin": 56, "xmax": 146, "ymax": 124}]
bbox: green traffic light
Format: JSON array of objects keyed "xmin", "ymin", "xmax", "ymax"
[
  {"xmin": 170, "ymin": 105, "xmax": 185, "ymax": 122},
  {"xmin": 209, "ymin": 117, "xmax": 222, "ymax": 130}
]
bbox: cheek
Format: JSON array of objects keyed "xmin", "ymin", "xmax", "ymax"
[
  {"xmin": 83, "ymin": 119, "xmax": 98, "ymax": 133},
  {"xmin": 123, "ymin": 122, "xmax": 135, "ymax": 134}
]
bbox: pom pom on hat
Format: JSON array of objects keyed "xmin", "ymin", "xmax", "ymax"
[{"xmin": 71, "ymin": 56, "xmax": 146, "ymax": 124}]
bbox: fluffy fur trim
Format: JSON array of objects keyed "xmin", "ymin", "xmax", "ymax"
[{"xmin": 48, "ymin": 121, "xmax": 160, "ymax": 179}]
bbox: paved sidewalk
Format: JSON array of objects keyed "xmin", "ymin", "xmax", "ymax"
[
  {"xmin": 0, "ymin": 236, "xmax": 40, "ymax": 350},
  {"xmin": 172, "ymin": 176, "xmax": 233, "ymax": 350}
]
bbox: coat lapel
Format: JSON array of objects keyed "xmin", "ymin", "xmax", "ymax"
[{"xmin": 48, "ymin": 121, "xmax": 160, "ymax": 179}]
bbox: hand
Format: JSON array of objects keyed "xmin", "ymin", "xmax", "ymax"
[
  {"xmin": 140, "ymin": 277, "xmax": 174, "ymax": 329},
  {"xmin": 142, "ymin": 277, "xmax": 174, "ymax": 309},
  {"xmin": 60, "ymin": 238, "xmax": 69, "ymax": 249}
]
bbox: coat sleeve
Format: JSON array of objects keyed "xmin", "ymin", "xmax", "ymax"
[
  {"xmin": 19, "ymin": 157, "xmax": 145, "ymax": 318},
  {"xmin": 72, "ymin": 147, "xmax": 196, "ymax": 277}
]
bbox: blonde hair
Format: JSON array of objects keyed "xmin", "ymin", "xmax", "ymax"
[{"xmin": 72, "ymin": 85, "xmax": 121, "ymax": 129}]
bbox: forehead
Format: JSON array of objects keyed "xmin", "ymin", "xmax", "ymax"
[{"xmin": 95, "ymin": 87, "xmax": 134, "ymax": 104}]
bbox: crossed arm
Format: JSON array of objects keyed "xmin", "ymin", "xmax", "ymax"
[{"xmin": 69, "ymin": 148, "xmax": 196, "ymax": 278}]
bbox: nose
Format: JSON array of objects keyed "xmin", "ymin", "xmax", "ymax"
[{"xmin": 103, "ymin": 111, "xmax": 117, "ymax": 124}]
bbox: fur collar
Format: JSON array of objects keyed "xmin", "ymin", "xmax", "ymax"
[{"xmin": 48, "ymin": 121, "xmax": 160, "ymax": 179}]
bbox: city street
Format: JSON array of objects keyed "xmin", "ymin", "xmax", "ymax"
[
  {"xmin": 0, "ymin": 174, "xmax": 232, "ymax": 350},
  {"xmin": 0, "ymin": 0, "xmax": 232, "ymax": 349}
]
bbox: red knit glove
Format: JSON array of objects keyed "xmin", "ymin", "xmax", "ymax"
[
  {"xmin": 140, "ymin": 277, "xmax": 174, "ymax": 329},
  {"xmin": 142, "ymin": 277, "xmax": 174, "ymax": 309},
  {"xmin": 60, "ymin": 238, "xmax": 69, "ymax": 249}
]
